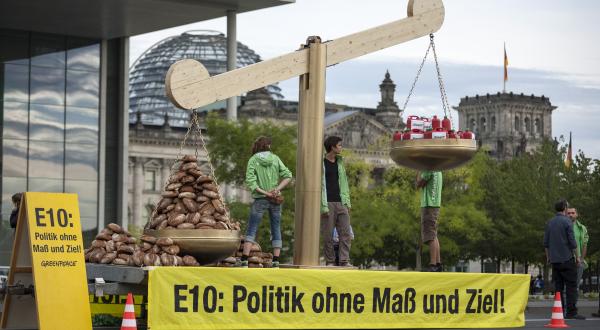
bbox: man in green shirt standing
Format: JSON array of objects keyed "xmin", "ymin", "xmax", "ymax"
[
  {"xmin": 321, "ymin": 136, "xmax": 353, "ymax": 267},
  {"xmin": 417, "ymin": 170, "xmax": 443, "ymax": 272},
  {"xmin": 567, "ymin": 207, "xmax": 589, "ymax": 302}
]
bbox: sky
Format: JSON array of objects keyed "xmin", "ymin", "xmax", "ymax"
[{"xmin": 130, "ymin": 0, "xmax": 600, "ymax": 159}]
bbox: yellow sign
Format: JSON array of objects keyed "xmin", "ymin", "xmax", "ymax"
[
  {"xmin": 1, "ymin": 192, "xmax": 91, "ymax": 330},
  {"xmin": 90, "ymin": 294, "xmax": 145, "ymax": 317},
  {"xmin": 148, "ymin": 268, "xmax": 529, "ymax": 329}
]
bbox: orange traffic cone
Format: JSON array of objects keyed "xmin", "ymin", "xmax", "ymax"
[
  {"xmin": 121, "ymin": 293, "xmax": 137, "ymax": 330},
  {"xmin": 545, "ymin": 291, "xmax": 569, "ymax": 328}
]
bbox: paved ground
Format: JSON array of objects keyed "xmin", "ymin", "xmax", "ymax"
[
  {"xmin": 520, "ymin": 299, "xmax": 600, "ymax": 329},
  {"xmin": 92, "ymin": 303, "xmax": 600, "ymax": 330},
  {"xmin": 4, "ymin": 300, "xmax": 599, "ymax": 329}
]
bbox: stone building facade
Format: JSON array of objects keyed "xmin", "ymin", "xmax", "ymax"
[
  {"xmin": 127, "ymin": 72, "xmax": 403, "ymax": 228},
  {"xmin": 454, "ymin": 92, "xmax": 557, "ymax": 160}
]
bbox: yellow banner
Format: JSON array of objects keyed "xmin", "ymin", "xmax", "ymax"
[
  {"xmin": 26, "ymin": 192, "xmax": 91, "ymax": 330},
  {"xmin": 148, "ymin": 268, "xmax": 529, "ymax": 329},
  {"xmin": 89, "ymin": 295, "xmax": 145, "ymax": 317}
]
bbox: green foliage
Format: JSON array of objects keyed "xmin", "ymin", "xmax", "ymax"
[
  {"xmin": 205, "ymin": 115, "xmax": 600, "ymax": 270},
  {"xmin": 374, "ymin": 167, "xmax": 422, "ymax": 269},
  {"xmin": 345, "ymin": 151, "xmax": 494, "ymax": 269},
  {"xmin": 205, "ymin": 114, "xmax": 297, "ymax": 186},
  {"xmin": 440, "ymin": 152, "xmax": 492, "ymax": 264},
  {"xmin": 561, "ymin": 150, "xmax": 600, "ymax": 260},
  {"xmin": 477, "ymin": 139, "xmax": 600, "ymax": 270},
  {"xmin": 91, "ymin": 314, "xmax": 122, "ymax": 326}
]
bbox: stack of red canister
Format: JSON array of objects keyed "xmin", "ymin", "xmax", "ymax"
[{"xmin": 392, "ymin": 115, "xmax": 476, "ymax": 141}]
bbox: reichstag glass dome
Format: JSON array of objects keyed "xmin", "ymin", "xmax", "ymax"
[{"xmin": 129, "ymin": 30, "xmax": 282, "ymax": 126}]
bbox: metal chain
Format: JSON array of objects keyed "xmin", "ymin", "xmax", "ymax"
[
  {"xmin": 430, "ymin": 34, "xmax": 453, "ymax": 126},
  {"xmin": 395, "ymin": 34, "xmax": 453, "ymax": 129},
  {"xmin": 395, "ymin": 38, "xmax": 433, "ymax": 130},
  {"xmin": 148, "ymin": 113, "xmax": 196, "ymax": 226},
  {"xmin": 190, "ymin": 111, "xmax": 231, "ymax": 220},
  {"xmin": 192, "ymin": 112, "xmax": 200, "ymax": 161}
]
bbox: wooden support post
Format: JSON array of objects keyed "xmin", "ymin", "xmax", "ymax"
[{"xmin": 293, "ymin": 38, "xmax": 327, "ymax": 266}]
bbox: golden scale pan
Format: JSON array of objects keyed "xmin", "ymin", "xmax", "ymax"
[
  {"xmin": 145, "ymin": 229, "xmax": 241, "ymax": 265},
  {"xmin": 387, "ymin": 22, "xmax": 478, "ymax": 171},
  {"xmin": 389, "ymin": 138, "xmax": 477, "ymax": 171}
]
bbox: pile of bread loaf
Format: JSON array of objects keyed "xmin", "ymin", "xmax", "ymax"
[
  {"xmin": 84, "ymin": 223, "xmax": 200, "ymax": 266},
  {"xmin": 145, "ymin": 155, "xmax": 240, "ymax": 231},
  {"xmin": 227, "ymin": 237, "xmax": 274, "ymax": 268}
]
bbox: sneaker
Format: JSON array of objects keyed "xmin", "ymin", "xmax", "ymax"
[
  {"xmin": 238, "ymin": 260, "xmax": 248, "ymax": 268},
  {"xmin": 435, "ymin": 264, "xmax": 443, "ymax": 272},
  {"xmin": 339, "ymin": 261, "xmax": 353, "ymax": 267},
  {"xmin": 325, "ymin": 262, "xmax": 336, "ymax": 267},
  {"xmin": 565, "ymin": 314, "xmax": 586, "ymax": 320},
  {"xmin": 272, "ymin": 261, "xmax": 280, "ymax": 268}
]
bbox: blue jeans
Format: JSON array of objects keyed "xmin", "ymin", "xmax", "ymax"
[
  {"xmin": 552, "ymin": 258, "xmax": 578, "ymax": 317},
  {"xmin": 245, "ymin": 198, "xmax": 282, "ymax": 248},
  {"xmin": 575, "ymin": 262, "xmax": 584, "ymax": 302}
]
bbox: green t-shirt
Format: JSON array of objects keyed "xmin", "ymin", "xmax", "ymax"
[
  {"xmin": 420, "ymin": 171, "xmax": 443, "ymax": 208},
  {"xmin": 573, "ymin": 220, "xmax": 589, "ymax": 258}
]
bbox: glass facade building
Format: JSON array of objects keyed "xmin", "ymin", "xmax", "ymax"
[
  {"xmin": 0, "ymin": 0, "xmax": 294, "ymax": 267},
  {"xmin": 0, "ymin": 29, "xmax": 101, "ymax": 263}
]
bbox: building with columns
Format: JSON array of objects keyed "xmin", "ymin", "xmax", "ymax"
[{"xmin": 454, "ymin": 92, "xmax": 556, "ymax": 160}]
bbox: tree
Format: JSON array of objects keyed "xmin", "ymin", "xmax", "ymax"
[
  {"xmin": 440, "ymin": 151, "xmax": 492, "ymax": 266},
  {"xmin": 344, "ymin": 163, "xmax": 422, "ymax": 269},
  {"xmin": 204, "ymin": 114, "xmax": 297, "ymax": 186},
  {"xmin": 204, "ymin": 115, "xmax": 600, "ymax": 273},
  {"xmin": 562, "ymin": 151, "xmax": 600, "ymax": 258},
  {"xmin": 479, "ymin": 140, "xmax": 563, "ymax": 274}
]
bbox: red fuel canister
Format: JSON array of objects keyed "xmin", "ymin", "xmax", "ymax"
[
  {"xmin": 407, "ymin": 115, "xmax": 424, "ymax": 131},
  {"xmin": 409, "ymin": 129, "xmax": 424, "ymax": 140},
  {"xmin": 448, "ymin": 130, "xmax": 457, "ymax": 138},
  {"xmin": 461, "ymin": 130, "xmax": 475, "ymax": 139},
  {"xmin": 431, "ymin": 115, "xmax": 441, "ymax": 129},
  {"xmin": 422, "ymin": 117, "xmax": 432, "ymax": 131},
  {"xmin": 442, "ymin": 116, "xmax": 452, "ymax": 131},
  {"xmin": 431, "ymin": 127, "xmax": 447, "ymax": 139},
  {"xmin": 393, "ymin": 131, "xmax": 402, "ymax": 141}
]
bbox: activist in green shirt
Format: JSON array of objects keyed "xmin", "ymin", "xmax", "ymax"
[
  {"xmin": 320, "ymin": 136, "xmax": 353, "ymax": 267},
  {"xmin": 417, "ymin": 171, "xmax": 443, "ymax": 272},
  {"xmin": 420, "ymin": 171, "xmax": 443, "ymax": 208},
  {"xmin": 567, "ymin": 207, "xmax": 589, "ymax": 300},
  {"xmin": 241, "ymin": 136, "xmax": 293, "ymax": 268},
  {"xmin": 245, "ymin": 150, "xmax": 292, "ymax": 200}
]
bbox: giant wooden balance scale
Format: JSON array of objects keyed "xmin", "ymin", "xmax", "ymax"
[{"xmin": 164, "ymin": 0, "xmax": 475, "ymax": 266}]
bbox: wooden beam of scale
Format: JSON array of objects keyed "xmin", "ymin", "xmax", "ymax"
[{"xmin": 165, "ymin": 0, "xmax": 444, "ymax": 110}]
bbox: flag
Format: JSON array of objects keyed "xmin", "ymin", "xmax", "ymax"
[
  {"xmin": 565, "ymin": 131, "xmax": 573, "ymax": 169},
  {"xmin": 504, "ymin": 43, "xmax": 509, "ymax": 82}
]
